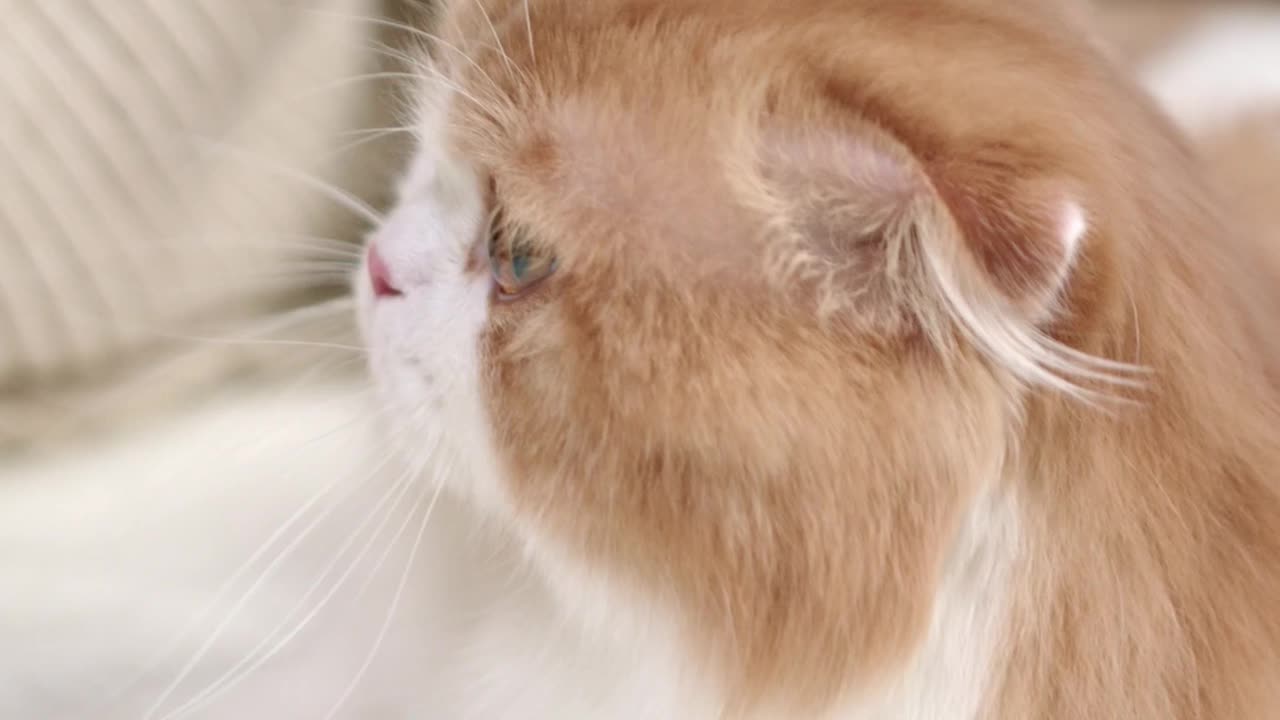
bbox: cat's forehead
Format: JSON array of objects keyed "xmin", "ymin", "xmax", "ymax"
[
  {"xmin": 417, "ymin": 0, "xmax": 1095, "ymax": 270},
  {"xmin": 434, "ymin": 0, "xmax": 1080, "ymax": 163},
  {"xmin": 424, "ymin": 48, "xmax": 777, "ymax": 269}
]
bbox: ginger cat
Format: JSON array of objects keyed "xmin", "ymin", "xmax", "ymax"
[
  {"xmin": 350, "ymin": 0, "xmax": 1280, "ymax": 712},
  {"xmin": 353, "ymin": 0, "xmax": 1280, "ymax": 717}
]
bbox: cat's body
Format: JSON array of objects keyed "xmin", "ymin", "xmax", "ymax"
[
  {"xmin": 5, "ymin": 2, "xmax": 1280, "ymax": 719},
  {"xmin": 357, "ymin": 1, "xmax": 1280, "ymax": 717}
]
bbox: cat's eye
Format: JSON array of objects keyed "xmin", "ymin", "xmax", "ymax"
[{"xmin": 488, "ymin": 214, "xmax": 558, "ymax": 301}]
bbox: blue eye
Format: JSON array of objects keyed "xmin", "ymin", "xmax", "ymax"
[
  {"xmin": 512, "ymin": 252, "xmax": 532, "ymax": 281},
  {"xmin": 488, "ymin": 212, "xmax": 558, "ymax": 300}
]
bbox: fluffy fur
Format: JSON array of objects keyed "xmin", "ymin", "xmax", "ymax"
[
  {"xmin": 356, "ymin": 1, "xmax": 1280, "ymax": 718},
  {"xmin": 4, "ymin": 2, "xmax": 1279, "ymax": 719}
]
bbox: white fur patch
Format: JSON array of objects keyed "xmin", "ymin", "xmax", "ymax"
[
  {"xmin": 1059, "ymin": 201, "xmax": 1088, "ymax": 268},
  {"xmin": 837, "ymin": 486, "xmax": 1020, "ymax": 720},
  {"xmin": 359, "ymin": 84, "xmax": 512, "ymax": 514}
]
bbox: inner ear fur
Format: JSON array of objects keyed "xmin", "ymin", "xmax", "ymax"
[{"xmin": 734, "ymin": 109, "xmax": 1127, "ymax": 395}]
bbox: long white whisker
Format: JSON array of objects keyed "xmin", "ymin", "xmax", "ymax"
[
  {"xmin": 190, "ymin": 137, "xmax": 383, "ymax": 226},
  {"xmin": 203, "ymin": 298, "xmax": 358, "ymax": 338},
  {"xmin": 416, "ymin": 60, "xmax": 490, "ymax": 111},
  {"xmin": 250, "ymin": 272, "xmax": 358, "ymax": 286},
  {"xmin": 159, "ymin": 447, "xmax": 439, "ymax": 720},
  {"xmin": 240, "ymin": 296, "xmax": 356, "ymax": 324},
  {"xmin": 324, "ymin": 464, "xmax": 451, "ymax": 720},
  {"xmin": 367, "ymin": 37, "xmax": 434, "ymax": 72},
  {"xmin": 92, "ymin": 402, "xmax": 390, "ymax": 713},
  {"xmin": 351, "ymin": 457, "xmax": 447, "ymax": 603},
  {"xmin": 300, "ymin": 6, "xmax": 503, "ymax": 98},
  {"xmin": 335, "ymin": 125, "xmax": 416, "ymax": 141},
  {"xmin": 324, "ymin": 126, "xmax": 418, "ymax": 162},
  {"xmin": 275, "ymin": 244, "xmax": 363, "ymax": 260},
  {"xmin": 470, "ymin": 0, "xmax": 517, "ymax": 81},
  {"xmin": 39, "ymin": 297, "xmax": 359, "ymax": 438},
  {"xmin": 153, "ymin": 335, "xmax": 369, "ymax": 354},
  {"xmin": 256, "ymin": 260, "xmax": 360, "ymax": 275},
  {"xmin": 141, "ymin": 437, "xmax": 408, "ymax": 720},
  {"xmin": 264, "ymin": 232, "xmax": 364, "ymax": 253},
  {"xmin": 523, "ymin": 0, "xmax": 538, "ymax": 69},
  {"xmin": 266, "ymin": 254, "xmax": 361, "ymax": 266},
  {"xmin": 251, "ymin": 277, "xmax": 357, "ymax": 291},
  {"xmin": 262, "ymin": 263, "xmax": 358, "ymax": 277},
  {"xmin": 276, "ymin": 70, "xmax": 423, "ymax": 108},
  {"xmin": 144, "ymin": 296, "xmax": 364, "ymax": 353},
  {"xmin": 169, "ymin": 276, "xmax": 352, "ymax": 299}
]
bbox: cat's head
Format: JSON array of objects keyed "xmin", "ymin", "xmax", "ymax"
[{"xmin": 358, "ymin": 0, "xmax": 1142, "ymax": 711}]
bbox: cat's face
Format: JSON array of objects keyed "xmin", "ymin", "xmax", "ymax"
[{"xmin": 358, "ymin": 0, "xmax": 1133, "ymax": 710}]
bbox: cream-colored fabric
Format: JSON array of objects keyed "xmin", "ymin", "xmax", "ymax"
[{"xmin": 1, "ymin": 0, "xmax": 400, "ymax": 444}]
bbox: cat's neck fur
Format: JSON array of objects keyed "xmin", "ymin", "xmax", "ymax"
[
  {"xmin": 505, "ymin": 483, "xmax": 1019, "ymax": 720},
  {"xmin": 985, "ymin": 140, "xmax": 1280, "ymax": 716}
]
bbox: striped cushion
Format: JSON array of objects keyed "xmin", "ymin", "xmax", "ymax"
[{"xmin": 0, "ymin": 0, "xmax": 399, "ymax": 442}]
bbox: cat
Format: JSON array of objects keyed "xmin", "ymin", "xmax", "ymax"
[
  {"xmin": 4, "ymin": 2, "xmax": 1278, "ymax": 719},
  {"xmin": 356, "ymin": 1, "xmax": 1280, "ymax": 718}
]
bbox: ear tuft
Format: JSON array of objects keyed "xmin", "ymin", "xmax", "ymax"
[
  {"xmin": 735, "ymin": 119, "xmax": 1144, "ymax": 399},
  {"xmin": 1060, "ymin": 201, "xmax": 1089, "ymax": 263},
  {"xmin": 921, "ymin": 154, "xmax": 1145, "ymax": 399},
  {"xmin": 928, "ymin": 149, "xmax": 1089, "ymax": 322},
  {"xmin": 729, "ymin": 117, "xmax": 935, "ymax": 321}
]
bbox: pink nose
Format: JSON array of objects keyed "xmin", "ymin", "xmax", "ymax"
[{"xmin": 368, "ymin": 245, "xmax": 402, "ymax": 299}]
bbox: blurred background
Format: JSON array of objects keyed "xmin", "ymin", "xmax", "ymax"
[
  {"xmin": 0, "ymin": 0, "xmax": 1276, "ymax": 718},
  {"xmin": 0, "ymin": 0, "xmax": 425, "ymax": 447}
]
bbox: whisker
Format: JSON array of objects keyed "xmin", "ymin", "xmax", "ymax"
[
  {"xmin": 274, "ymin": 70, "xmax": 424, "ymax": 108},
  {"xmin": 35, "ymin": 297, "xmax": 360, "ymax": 440},
  {"xmin": 318, "ymin": 126, "xmax": 418, "ymax": 163},
  {"xmin": 250, "ymin": 270, "xmax": 358, "ymax": 284},
  {"xmin": 266, "ymin": 253, "xmax": 361, "ymax": 265},
  {"xmin": 523, "ymin": 0, "xmax": 538, "ymax": 70},
  {"xmin": 142, "ymin": 433, "xmax": 412, "ymax": 720},
  {"xmin": 158, "ymin": 446, "xmax": 439, "ymax": 720},
  {"xmin": 240, "ymin": 295, "xmax": 355, "ymax": 323},
  {"xmin": 333, "ymin": 125, "xmax": 417, "ymax": 142},
  {"xmin": 418, "ymin": 63, "xmax": 490, "ymax": 111},
  {"xmin": 160, "ymin": 276, "xmax": 353, "ymax": 299},
  {"xmin": 299, "ymin": 6, "xmax": 503, "ymax": 98},
  {"xmin": 367, "ymin": 37, "xmax": 434, "ymax": 72},
  {"xmin": 183, "ymin": 296, "xmax": 359, "ymax": 341},
  {"xmin": 255, "ymin": 260, "xmax": 360, "ymax": 275},
  {"xmin": 267, "ymin": 234, "xmax": 364, "ymax": 258},
  {"xmin": 350, "ymin": 456, "xmax": 447, "ymax": 603},
  {"xmin": 258, "ymin": 273, "xmax": 356, "ymax": 287},
  {"xmin": 189, "ymin": 137, "xmax": 383, "ymax": 227},
  {"xmin": 324, "ymin": 463, "xmax": 450, "ymax": 720},
  {"xmin": 38, "ymin": 230, "xmax": 364, "ymax": 268},
  {"xmin": 92, "ymin": 397, "xmax": 389, "ymax": 714},
  {"xmin": 269, "ymin": 257, "xmax": 361, "ymax": 271},
  {"xmin": 469, "ymin": 0, "xmax": 518, "ymax": 82},
  {"xmin": 153, "ymin": 335, "xmax": 369, "ymax": 355}
]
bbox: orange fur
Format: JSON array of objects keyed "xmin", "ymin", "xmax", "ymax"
[{"xmin": 423, "ymin": 1, "xmax": 1280, "ymax": 716}]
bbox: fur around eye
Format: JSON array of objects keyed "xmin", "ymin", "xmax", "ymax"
[{"xmin": 488, "ymin": 227, "xmax": 558, "ymax": 301}]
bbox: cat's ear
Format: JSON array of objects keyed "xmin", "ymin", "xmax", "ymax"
[{"xmin": 736, "ymin": 119, "xmax": 1107, "ymax": 392}]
